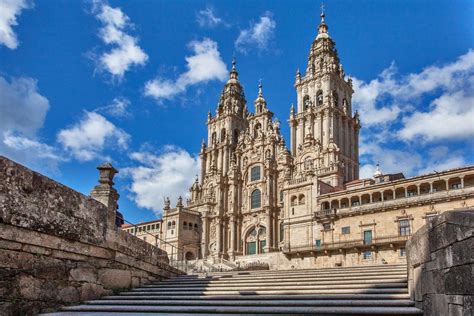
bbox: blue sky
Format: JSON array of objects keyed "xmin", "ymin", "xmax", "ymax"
[{"xmin": 1, "ymin": 0, "xmax": 473, "ymax": 224}]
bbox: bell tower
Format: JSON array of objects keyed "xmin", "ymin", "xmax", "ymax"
[{"xmin": 289, "ymin": 7, "xmax": 360, "ymax": 186}]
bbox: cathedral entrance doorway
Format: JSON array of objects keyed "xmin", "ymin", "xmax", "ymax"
[{"xmin": 245, "ymin": 226, "xmax": 266, "ymax": 255}]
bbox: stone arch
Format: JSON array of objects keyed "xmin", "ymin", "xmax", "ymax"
[
  {"xmin": 185, "ymin": 251, "xmax": 195, "ymax": 260},
  {"xmin": 244, "ymin": 225, "xmax": 267, "ymax": 255}
]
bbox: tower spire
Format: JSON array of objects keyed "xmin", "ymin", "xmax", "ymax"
[{"xmin": 317, "ymin": 3, "xmax": 329, "ymax": 38}]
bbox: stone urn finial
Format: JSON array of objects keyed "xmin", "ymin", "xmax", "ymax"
[{"xmin": 97, "ymin": 162, "xmax": 118, "ymax": 186}]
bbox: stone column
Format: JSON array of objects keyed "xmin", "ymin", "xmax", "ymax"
[
  {"xmin": 265, "ymin": 210, "xmax": 272, "ymax": 252},
  {"xmin": 90, "ymin": 162, "xmax": 120, "ymax": 230},
  {"xmin": 202, "ymin": 213, "xmax": 209, "ymax": 258},
  {"xmin": 216, "ymin": 218, "xmax": 222, "ymax": 257},
  {"xmin": 229, "ymin": 216, "xmax": 236, "ymax": 257}
]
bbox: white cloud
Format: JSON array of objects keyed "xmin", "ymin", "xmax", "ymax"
[
  {"xmin": 196, "ymin": 7, "xmax": 225, "ymax": 28},
  {"xmin": 0, "ymin": 75, "xmax": 49, "ymax": 136},
  {"xmin": 352, "ymin": 49, "xmax": 474, "ymax": 131},
  {"xmin": 122, "ymin": 147, "xmax": 200, "ymax": 215},
  {"xmin": 57, "ymin": 111, "xmax": 130, "ymax": 161},
  {"xmin": 0, "ymin": 0, "xmax": 31, "ymax": 49},
  {"xmin": 97, "ymin": 96, "xmax": 131, "ymax": 118},
  {"xmin": 0, "ymin": 75, "xmax": 65, "ymax": 172},
  {"xmin": 93, "ymin": 2, "xmax": 148, "ymax": 78},
  {"xmin": 144, "ymin": 38, "xmax": 227, "ymax": 101},
  {"xmin": 235, "ymin": 12, "xmax": 276, "ymax": 53},
  {"xmin": 399, "ymin": 90, "xmax": 474, "ymax": 141}
]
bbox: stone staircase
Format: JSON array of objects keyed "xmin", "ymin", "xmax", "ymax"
[{"xmin": 47, "ymin": 264, "xmax": 422, "ymax": 315}]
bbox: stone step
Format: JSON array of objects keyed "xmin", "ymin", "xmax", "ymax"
[
  {"xmin": 166, "ymin": 271, "xmax": 408, "ymax": 282},
  {"xmin": 105, "ymin": 293, "xmax": 412, "ymax": 301},
  {"xmin": 131, "ymin": 282, "xmax": 408, "ymax": 292},
  {"xmin": 145, "ymin": 278, "xmax": 408, "ymax": 288},
  {"xmin": 120, "ymin": 288, "xmax": 409, "ymax": 296},
  {"xmin": 185, "ymin": 264, "xmax": 407, "ymax": 276},
  {"xmin": 175, "ymin": 266, "xmax": 408, "ymax": 278},
  {"xmin": 84, "ymin": 299, "xmax": 416, "ymax": 307},
  {"xmin": 60, "ymin": 304, "xmax": 423, "ymax": 314}
]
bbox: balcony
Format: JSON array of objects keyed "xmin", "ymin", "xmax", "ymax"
[
  {"xmin": 318, "ymin": 187, "xmax": 474, "ymax": 219},
  {"xmin": 282, "ymin": 234, "xmax": 410, "ymax": 255},
  {"xmin": 288, "ymin": 176, "xmax": 308, "ymax": 186}
]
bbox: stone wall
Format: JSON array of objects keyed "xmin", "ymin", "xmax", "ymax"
[
  {"xmin": 406, "ymin": 209, "xmax": 474, "ymax": 315},
  {"xmin": 0, "ymin": 156, "xmax": 183, "ymax": 315}
]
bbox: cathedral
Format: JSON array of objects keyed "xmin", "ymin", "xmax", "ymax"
[{"xmin": 122, "ymin": 11, "xmax": 474, "ymax": 270}]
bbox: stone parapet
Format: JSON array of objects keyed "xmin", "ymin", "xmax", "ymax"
[
  {"xmin": 406, "ymin": 209, "xmax": 474, "ymax": 315},
  {"xmin": 0, "ymin": 156, "xmax": 183, "ymax": 315}
]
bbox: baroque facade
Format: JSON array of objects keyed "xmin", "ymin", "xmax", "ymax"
[{"xmin": 122, "ymin": 12, "xmax": 474, "ymax": 269}]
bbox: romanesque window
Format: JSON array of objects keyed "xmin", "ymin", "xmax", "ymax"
[
  {"xmin": 172, "ymin": 221, "xmax": 176, "ymax": 229},
  {"xmin": 317, "ymin": 91, "xmax": 323, "ymax": 106},
  {"xmin": 183, "ymin": 221, "xmax": 187, "ymax": 229},
  {"xmin": 188, "ymin": 222, "xmax": 193, "ymax": 230},
  {"xmin": 251, "ymin": 189, "xmax": 261, "ymax": 209},
  {"xmin": 250, "ymin": 166, "xmax": 261, "ymax": 181},
  {"xmin": 233, "ymin": 129, "xmax": 239, "ymax": 144},
  {"xmin": 298, "ymin": 194, "xmax": 305, "ymax": 205},
  {"xmin": 303, "ymin": 95, "xmax": 310, "ymax": 110},
  {"xmin": 194, "ymin": 223, "xmax": 198, "ymax": 231},
  {"xmin": 304, "ymin": 157, "xmax": 313, "ymax": 170},
  {"xmin": 399, "ymin": 219, "xmax": 411, "ymax": 236},
  {"xmin": 290, "ymin": 196, "xmax": 297, "ymax": 206},
  {"xmin": 221, "ymin": 128, "xmax": 226, "ymax": 142},
  {"xmin": 279, "ymin": 223, "xmax": 284, "ymax": 242}
]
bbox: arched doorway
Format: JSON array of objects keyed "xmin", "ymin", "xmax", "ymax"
[
  {"xmin": 245, "ymin": 226, "xmax": 266, "ymax": 255},
  {"xmin": 185, "ymin": 251, "xmax": 195, "ymax": 260}
]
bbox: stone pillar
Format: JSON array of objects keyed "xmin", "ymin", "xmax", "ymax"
[
  {"xmin": 229, "ymin": 216, "xmax": 236, "ymax": 257},
  {"xmin": 216, "ymin": 218, "xmax": 222, "ymax": 257},
  {"xmin": 202, "ymin": 214, "xmax": 209, "ymax": 258},
  {"xmin": 265, "ymin": 210, "xmax": 272, "ymax": 252},
  {"xmin": 429, "ymin": 182, "xmax": 433, "ymax": 193},
  {"xmin": 90, "ymin": 162, "xmax": 120, "ymax": 230}
]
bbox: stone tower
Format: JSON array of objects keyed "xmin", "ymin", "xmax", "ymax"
[{"xmin": 289, "ymin": 9, "xmax": 360, "ymax": 187}]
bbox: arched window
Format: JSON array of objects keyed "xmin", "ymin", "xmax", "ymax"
[
  {"xmin": 290, "ymin": 195, "xmax": 297, "ymax": 206},
  {"xmin": 303, "ymin": 95, "xmax": 310, "ymax": 110},
  {"xmin": 317, "ymin": 91, "xmax": 323, "ymax": 106},
  {"xmin": 233, "ymin": 129, "xmax": 239, "ymax": 144},
  {"xmin": 304, "ymin": 157, "xmax": 313, "ymax": 170},
  {"xmin": 221, "ymin": 128, "xmax": 226, "ymax": 142},
  {"xmin": 333, "ymin": 91, "xmax": 339, "ymax": 107},
  {"xmin": 194, "ymin": 223, "xmax": 198, "ymax": 231},
  {"xmin": 298, "ymin": 194, "xmax": 305, "ymax": 205},
  {"xmin": 211, "ymin": 132, "xmax": 217, "ymax": 145},
  {"xmin": 251, "ymin": 189, "xmax": 261, "ymax": 209},
  {"xmin": 172, "ymin": 221, "xmax": 176, "ymax": 229},
  {"xmin": 250, "ymin": 166, "xmax": 261, "ymax": 181},
  {"xmin": 167, "ymin": 221, "xmax": 171, "ymax": 229},
  {"xmin": 245, "ymin": 226, "xmax": 267, "ymax": 255},
  {"xmin": 188, "ymin": 222, "xmax": 193, "ymax": 229},
  {"xmin": 183, "ymin": 221, "xmax": 187, "ymax": 229}
]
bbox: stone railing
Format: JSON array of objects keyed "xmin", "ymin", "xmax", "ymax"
[
  {"xmin": 406, "ymin": 209, "xmax": 474, "ymax": 315},
  {"xmin": 288, "ymin": 176, "xmax": 308, "ymax": 186},
  {"xmin": 283, "ymin": 234, "xmax": 410, "ymax": 254},
  {"xmin": 0, "ymin": 156, "xmax": 183, "ymax": 315},
  {"xmin": 319, "ymin": 187, "xmax": 474, "ymax": 218}
]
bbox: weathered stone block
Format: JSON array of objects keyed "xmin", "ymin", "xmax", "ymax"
[
  {"xmin": 98, "ymin": 268, "xmax": 131, "ymax": 289},
  {"xmin": 79, "ymin": 283, "xmax": 111, "ymax": 301},
  {"xmin": 452, "ymin": 237, "xmax": 474, "ymax": 266},
  {"xmin": 57, "ymin": 286, "xmax": 80, "ymax": 303},
  {"xmin": 444, "ymin": 265, "xmax": 474, "ymax": 295},
  {"xmin": 69, "ymin": 265, "xmax": 97, "ymax": 283}
]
